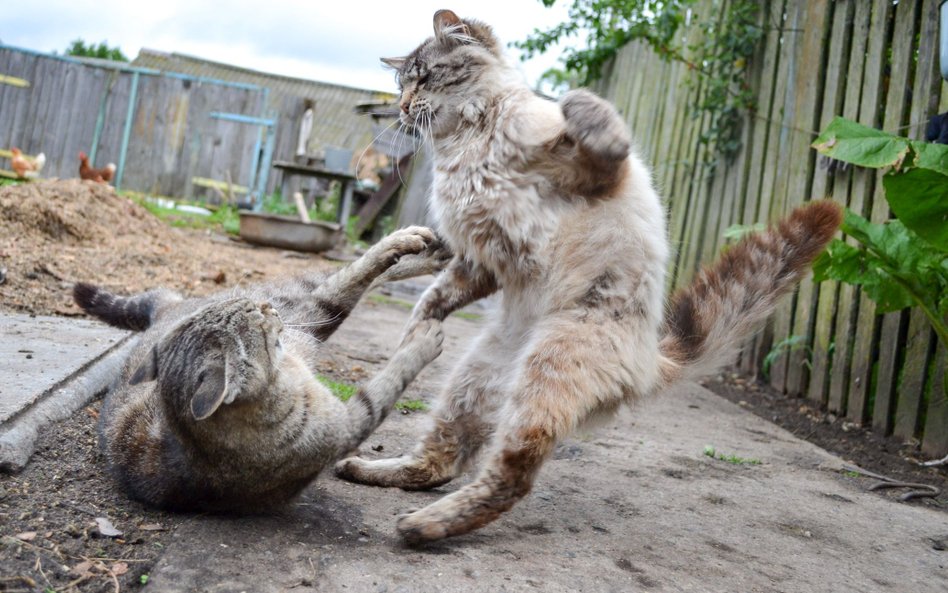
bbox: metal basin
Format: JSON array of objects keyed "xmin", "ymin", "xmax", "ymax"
[{"xmin": 238, "ymin": 212, "xmax": 342, "ymax": 253}]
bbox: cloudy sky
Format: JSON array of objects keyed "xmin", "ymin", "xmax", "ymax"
[{"xmin": 0, "ymin": 1, "xmax": 572, "ymax": 92}]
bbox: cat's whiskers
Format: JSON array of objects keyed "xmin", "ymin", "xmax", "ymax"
[
  {"xmin": 394, "ymin": 120, "xmax": 414, "ymax": 187},
  {"xmin": 354, "ymin": 119, "xmax": 400, "ymax": 185}
]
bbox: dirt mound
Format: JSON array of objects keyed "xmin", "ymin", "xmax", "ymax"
[
  {"xmin": 1, "ymin": 179, "xmax": 167, "ymax": 243},
  {"xmin": 0, "ymin": 180, "xmax": 330, "ymax": 316}
]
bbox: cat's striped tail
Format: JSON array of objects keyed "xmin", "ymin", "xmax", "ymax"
[
  {"xmin": 73, "ymin": 283, "xmax": 181, "ymax": 331},
  {"xmin": 658, "ymin": 200, "xmax": 842, "ymax": 386}
]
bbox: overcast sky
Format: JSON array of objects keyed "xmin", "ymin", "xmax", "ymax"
[{"xmin": 0, "ymin": 1, "xmax": 572, "ymax": 92}]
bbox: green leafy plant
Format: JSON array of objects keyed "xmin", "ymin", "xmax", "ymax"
[
  {"xmin": 811, "ymin": 118, "xmax": 948, "ymax": 358},
  {"xmin": 762, "ymin": 335, "xmax": 810, "ymax": 379},
  {"xmin": 261, "ymin": 190, "xmax": 339, "ymax": 224},
  {"xmin": 515, "ymin": 0, "xmax": 764, "ymax": 163}
]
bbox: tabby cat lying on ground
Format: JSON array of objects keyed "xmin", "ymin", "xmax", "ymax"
[
  {"xmin": 334, "ymin": 10, "xmax": 843, "ymax": 544},
  {"xmin": 75, "ymin": 226, "xmax": 448, "ymax": 512}
]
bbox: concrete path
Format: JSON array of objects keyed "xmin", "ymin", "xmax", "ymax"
[
  {"xmin": 136, "ymin": 294, "xmax": 946, "ymax": 593},
  {"xmin": 0, "ymin": 313, "xmax": 131, "ymax": 471}
]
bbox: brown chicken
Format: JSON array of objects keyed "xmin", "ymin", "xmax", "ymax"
[
  {"xmin": 10, "ymin": 147, "xmax": 46, "ymax": 179},
  {"xmin": 78, "ymin": 151, "xmax": 116, "ymax": 183}
]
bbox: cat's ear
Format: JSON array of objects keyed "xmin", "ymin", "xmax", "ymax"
[
  {"xmin": 129, "ymin": 346, "xmax": 159, "ymax": 385},
  {"xmin": 190, "ymin": 359, "xmax": 229, "ymax": 421},
  {"xmin": 433, "ymin": 9, "xmax": 471, "ymax": 44},
  {"xmin": 380, "ymin": 56, "xmax": 406, "ymax": 70}
]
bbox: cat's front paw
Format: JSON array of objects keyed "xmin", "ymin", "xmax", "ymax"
[
  {"xmin": 375, "ymin": 226, "xmax": 439, "ymax": 267},
  {"xmin": 560, "ymin": 89, "xmax": 631, "ymax": 162},
  {"xmin": 399, "ymin": 319, "xmax": 444, "ymax": 363},
  {"xmin": 380, "ymin": 240, "xmax": 452, "ymax": 281}
]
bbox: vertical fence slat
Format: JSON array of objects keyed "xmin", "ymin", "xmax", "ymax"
[
  {"xmin": 824, "ymin": 0, "xmax": 872, "ymax": 415},
  {"xmin": 767, "ymin": 0, "xmax": 830, "ymax": 392},
  {"xmin": 841, "ymin": 0, "xmax": 895, "ymax": 424},
  {"xmin": 806, "ymin": 0, "xmax": 857, "ymax": 405},
  {"xmin": 781, "ymin": 0, "xmax": 834, "ymax": 397},
  {"xmin": 868, "ymin": 0, "xmax": 921, "ymax": 433},
  {"xmin": 738, "ymin": 0, "xmax": 786, "ymax": 375},
  {"xmin": 893, "ymin": 0, "xmax": 943, "ymax": 442}
]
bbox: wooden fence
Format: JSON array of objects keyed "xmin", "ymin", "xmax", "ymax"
[
  {"xmin": 595, "ymin": 0, "xmax": 948, "ymax": 457},
  {"xmin": 0, "ymin": 45, "xmax": 304, "ymax": 200}
]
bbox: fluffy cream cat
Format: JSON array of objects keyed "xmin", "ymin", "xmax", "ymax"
[{"xmin": 336, "ymin": 10, "xmax": 841, "ymax": 544}]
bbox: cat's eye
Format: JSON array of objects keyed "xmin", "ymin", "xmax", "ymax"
[{"xmin": 418, "ymin": 73, "xmax": 430, "ymax": 85}]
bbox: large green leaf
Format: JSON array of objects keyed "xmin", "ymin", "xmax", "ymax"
[
  {"xmin": 912, "ymin": 141, "xmax": 948, "ymax": 177},
  {"xmin": 811, "ymin": 117, "xmax": 910, "ymax": 169},
  {"xmin": 815, "ymin": 210, "xmax": 948, "ymax": 316},
  {"xmin": 814, "ymin": 238, "xmax": 916, "ymax": 313},
  {"xmin": 883, "ymin": 168, "xmax": 948, "ymax": 251}
]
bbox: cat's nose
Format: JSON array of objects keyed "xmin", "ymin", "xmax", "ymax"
[{"xmin": 259, "ymin": 302, "xmax": 272, "ymax": 313}]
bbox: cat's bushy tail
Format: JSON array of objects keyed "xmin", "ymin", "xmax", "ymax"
[
  {"xmin": 73, "ymin": 283, "xmax": 180, "ymax": 331},
  {"xmin": 658, "ymin": 200, "xmax": 842, "ymax": 386}
]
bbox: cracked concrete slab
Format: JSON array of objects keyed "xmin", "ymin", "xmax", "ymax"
[{"xmin": 0, "ymin": 313, "xmax": 131, "ymax": 471}]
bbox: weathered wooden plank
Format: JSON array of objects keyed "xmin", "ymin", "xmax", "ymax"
[
  {"xmin": 921, "ymin": 343, "xmax": 948, "ymax": 458},
  {"xmin": 651, "ymin": 59, "xmax": 686, "ymax": 202},
  {"xmin": 667, "ymin": 15, "xmax": 713, "ymax": 290},
  {"xmin": 806, "ymin": 0, "xmax": 857, "ymax": 404},
  {"xmin": 764, "ymin": 0, "xmax": 812, "ymax": 392},
  {"xmin": 772, "ymin": 0, "xmax": 833, "ymax": 396},
  {"xmin": 660, "ymin": 57, "xmax": 696, "ymax": 247},
  {"xmin": 860, "ymin": 0, "xmax": 921, "ymax": 432},
  {"xmin": 840, "ymin": 0, "xmax": 895, "ymax": 423},
  {"xmin": 892, "ymin": 0, "xmax": 943, "ymax": 439},
  {"xmin": 675, "ymin": 0, "xmax": 734, "ymax": 290},
  {"xmin": 824, "ymin": 0, "xmax": 872, "ymax": 414},
  {"xmin": 749, "ymin": 0, "xmax": 803, "ymax": 375},
  {"xmin": 737, "ymin": 0, "xmax": 785, "ymax": 374}
]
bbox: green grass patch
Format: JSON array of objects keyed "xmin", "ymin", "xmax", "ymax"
[
  {"xmin": 124, "ymin": 192, "xmax": 241, "ymax": 235},
  {"xmin": 317, "ymin": 375, "xmax": 357, "ymax": 402},
  {"xmin": 451, "ymin": 310, "xmax": 482, "ymax": 322},
  {"xmin": 395, "ymin": 399, "xmax": 429, "ymax": 412},
  {"xmin": 368, "ymin": 294, "xmax": 414, "ymax": 310},
  {"xmin": 702, "ymin": 445, "xmax": 761, "ymax": 466}
]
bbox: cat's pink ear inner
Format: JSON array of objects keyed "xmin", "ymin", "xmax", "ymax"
[{"xmin": 433, "ymin": 9, "xmax": 466, "ymax": 42}]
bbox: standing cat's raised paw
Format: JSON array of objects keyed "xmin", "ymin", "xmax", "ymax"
[{"xmin": 560, "ymin": 89, "xmax": 631, "ymax": 162}]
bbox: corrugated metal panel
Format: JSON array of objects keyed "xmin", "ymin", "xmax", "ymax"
[{"xmin": 133, "ymin": 50, "xmax": 396, "ymax": 162}]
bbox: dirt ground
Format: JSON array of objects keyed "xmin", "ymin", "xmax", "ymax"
[
  {"xmin": 1, "ymin": 180, "xmax": 945, "ymax": 592},
  {"xmin": 707, "ymin": 375, "xmax": 948, "ymax": 509}
]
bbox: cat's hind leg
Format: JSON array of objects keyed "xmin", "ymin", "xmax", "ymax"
[
  {"xmin": 393, "ymin": 317, "xmax": 633, "ymax": 544},
  {"xmin": 335, "ymin": 323, "xmax": 509, "ymax": 490}
]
